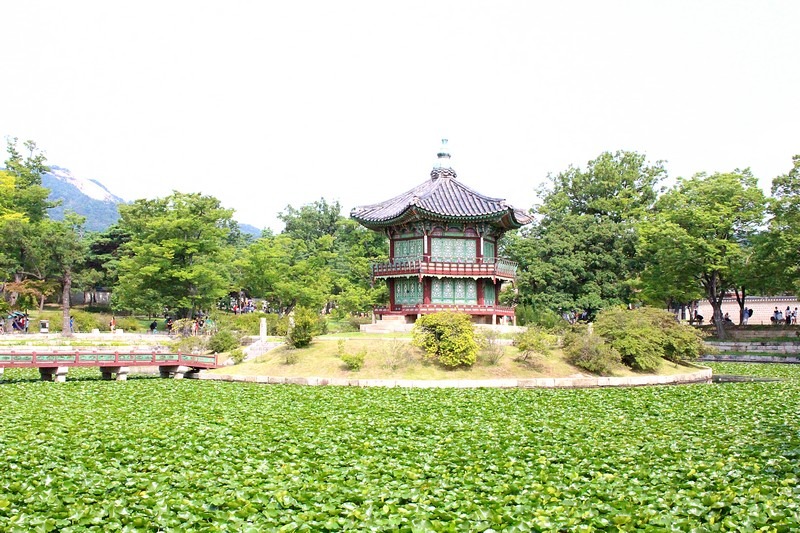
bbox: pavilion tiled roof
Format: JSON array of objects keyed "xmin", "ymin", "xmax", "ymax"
[{"xmin": 350, "ymin": 166, "xmax": 532, "ymax": 230}]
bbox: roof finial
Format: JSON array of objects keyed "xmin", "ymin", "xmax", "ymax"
[{"xmin": 436, "ymin": 138, "xmax": 451, "ymax": 169}]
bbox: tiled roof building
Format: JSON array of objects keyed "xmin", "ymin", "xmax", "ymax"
[{"xmin": 351, "ymin": 140, "xmax": 531, "ymax": 326}]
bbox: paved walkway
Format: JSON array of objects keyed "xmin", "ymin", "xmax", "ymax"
[{"xmin": 189, "ymin": 366, "xmax": 712, "ymax": 389}]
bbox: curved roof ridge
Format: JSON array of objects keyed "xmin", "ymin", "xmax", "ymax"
[{"xmin": 351, "ymin": 169, "xmax": 532, "ymax": 230}]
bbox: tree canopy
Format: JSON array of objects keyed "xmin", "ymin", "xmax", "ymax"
[
  {"xmin": 113, "ymin": 192, "xmax": 235, "ymax": 318},
  {"xmin": 508, "ymin": 150, "xmax": 665, "ymax": 314},
  {"xmin": 639, "ymin": 170, "xmax": 766, "ymax": 337}
]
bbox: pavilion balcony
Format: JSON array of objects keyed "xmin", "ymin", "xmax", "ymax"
[
  {"xmin": 372, "ymin": 256, "xmax": 518, "ymax": 281},
  {"xmin": 374, "ymin": 303, "xmax": 516, "ymax": 317}
]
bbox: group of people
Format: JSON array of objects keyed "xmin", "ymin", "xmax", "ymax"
[
  {"xmin": 561, "ymin": 308, "xmax": 591, "ymax": 325},
  {"xmin": 3, "ymin": 313, "xmax": 29, "ymax": 334},
  {"xmin": 772, "ymin": 306, "xmax": 798, "ymax": 325}
]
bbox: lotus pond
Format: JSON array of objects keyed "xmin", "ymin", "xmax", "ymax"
[{"xmin": 1, "ymin": 364, "xmax": 799, "ymax": 531}]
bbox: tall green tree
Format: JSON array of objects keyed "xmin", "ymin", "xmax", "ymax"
[
  {"xmin": 508, "ymin": 151, "xmax": 665, "ymax": 314},
  {"xmin": 0, "ymin": 139, "xmax": 57, "ymax": 308},
  {"xmin": 639, "ymin": 170, "xmax": 766, "ymax": 338},
  {"xmin": 234, "ymin": 234, "xmax": 333, "ymax": 316},
  {"xmin": 330, "ymin": 218, "xmax": 387, "ymax": 316},
  {"xmin": 759, "ymin": 155, "xmax": 800, "ymax": 294},
  {"xmin": 270, "ymin": 198, "xmax": 388, "ymax": 316},
  {"xmin": 3, "ymin": 138, "xmax": 55, "ymax": 223},
  {"xmin": 39, "ymin": 213, "xmax": 89, "ymax": 336},
  {"xmin": 279, "ymin": 198, "xmax": 341, "ymax": 243},
  {"xmin": 114, "ymin": 192, "xmax": 235, "ymax": 317}
]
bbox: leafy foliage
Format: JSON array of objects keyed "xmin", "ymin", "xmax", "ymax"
[
  {"xmin": 412, "ymin": 312, "xmax": 478, "ymax": 368},
  {"xmin": 513, "ymin": 326, "xmax": 554, "ymax": 361},
  {"xmin": 508, "ymin": 151, "xmax": 664, "ymax": 313},
  {"xmin": 477, "ymin": 329, "xmax": 506, "ymax": 365},
  {"xmin": 340, "ymin": 349, "xmax": 366, "ymax": 371},
  {"xmin": 229, "ymin": 348, "xmax": 246, "ymax": 365},
  {"xmin": 286, "ymin": 306, "xmax": 318, "ymax": 348},
  {"xmin": 760, "ymin": 154, "xmax": 800, "ymax": 294},
  {"xmin": 594, "ymin": 307, "xmax": 706, "ymax": 371},
  {"xmin": 380, "ymin": 338, "xmax": 415, "ymax": 371},
  {"xmin": 3, "ymin": 366, "xmax": 800, "ymax": 530},
  {"xmin": 563, "ymin": 325, "xmax": 622, "ymax": 374},
  {"xmin": 69, "ymin": 310, "xmax": 103, "ymax": 333},
  {"xmin": 639, "ymin": 170, "xmax": 766, "ymax": 338},
  {"xmin": 114, "ymin": 192, "xmax": 235, "ymax": 318},
  {"xmin": 235, "ymin": 234, "xmax": 333, "ymax": 316},
  {"xmin": 208, "ymin": 330, "xmax": 240, "ymax": 354}
]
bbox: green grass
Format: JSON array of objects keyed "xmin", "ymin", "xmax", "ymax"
[
  {"xmin": 1, "ymin": 364, "xmax": 799, "ymax": 530},
  {"xmin": 212, "ymin": 338, "xmax": 693, "ymax": 380}
]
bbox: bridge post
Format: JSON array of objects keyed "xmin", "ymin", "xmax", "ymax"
[
  {"xmin": 40, "ymin": 367, "xmax": 69, "ymax": 382},
  {"xmin": 101, "ymin": 367, "xmax": 130, "ymax": 381},
  {"xmin": 159, "ymin": 365, "xmax": 194, "ymax": 379}
]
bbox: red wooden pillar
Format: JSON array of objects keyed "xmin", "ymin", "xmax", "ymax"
[
  {"xmin": 423, "ymin": 278, "xmax": 431, "ymax": 304},
  {"xmin": 477, "ymin": 279, "xmax": 484, "ymax": 306},
  {"xmin": 388, "ymin": 279, "xmax": 396, "ymax": 309}
]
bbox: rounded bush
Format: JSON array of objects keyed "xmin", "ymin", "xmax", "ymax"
[{"xmin": 208, "ymin": 331, "xmax": 239, "ymax": 354}]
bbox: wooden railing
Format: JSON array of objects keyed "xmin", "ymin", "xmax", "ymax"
[
  {"xmin": 372, "ymin": 256, "xmax": 518, "ymax": 280},
  {"xmin": 374, "ymin": 304, "xmax": 515, "ymax": 316},
  {"xmin": 0, "ymin": 350, "xmax": 218, "ymax": 368}
]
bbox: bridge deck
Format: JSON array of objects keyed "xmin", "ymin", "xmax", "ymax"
[
  {"xmin": 0, "ymin": 350, "xmax": 218, "ymax": 382},
  {"xmin": 0, "ymin": 350, "xmax": 217, "ymax": 368}
]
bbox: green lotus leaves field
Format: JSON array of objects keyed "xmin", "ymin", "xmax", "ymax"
[{"xmin": 1, "ymin": 364, "xmax": 799, "ymax": 531}]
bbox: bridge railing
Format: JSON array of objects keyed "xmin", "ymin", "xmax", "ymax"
[{"xmin": 0, "ymin": 350, "xmax": 218, "ymax": 368}]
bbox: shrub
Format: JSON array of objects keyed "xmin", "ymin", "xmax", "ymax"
[
  {"xmin": 70, "ymin": 311, "xmax": 103, "ymax": 333},
  {"xmin": 516, "ymin": 305, "xmax": 564, "ymax": 330},
  {"xmin": 341, "ymin": 349, "xmax": 366, "ymax": 371},
  {"xmin": 171, "ymin": 318, "xmax": 195, "ymax": 337},
  {"xmin": 348, "ymin": 315, "xmax": 371, "ymax": 331},
  {"xmin": 229, "ymin": 348, "xmax": 246, "ymax": 365},
  {"xmin": 381, "ymin": 339, "xmax": 415, "ymax": 371},
  {"xmin": 477, "ymin": 329, "xmax": 506, "ymax": 365},
  {"xmin": 115, "ymin": 316, "xmax": 141, "ymax": 332},
  {"xmin": 594, "ymin": 306, "xmax": 706, "ymax": 371},
  {"xmin": 286, "ymin": 307, "xmax": 319, "ymax": 348},
  {"xmin": 283, "ymin": 348, "xmax": 299, "ymax": 365},
  {"xmin": 513, "ymin": 326, "xmax": 554, "ymax": 361},
  {"xmin": 412, "ymin": 312, "xmax": 478, "ymax": 368},
  {"xmin": 173, "ymin": 335, "xmax": 208, "ymax": 354},
  {"xmin": 214, "ymin": 312, "xmax": 289, "ymax": 337},
  {"xmin": 208, "ymin": 331, "xmax": 240, "ymax": 354},
  {"xmin": 563, "ymin": 326, "xmax": 621, "ymax": 375}
]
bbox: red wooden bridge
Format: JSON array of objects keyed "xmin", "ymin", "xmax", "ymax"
[{"xmin": 0, "ymin": 349, "xmax": 219, "ymax": 382}]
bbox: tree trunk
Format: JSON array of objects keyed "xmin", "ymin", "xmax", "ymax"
[
  {"xmin": 9, "ymin": 273, "xmax": 22, "ymax": 307},
  {"xmin": 61, "ymin": 271, "xmax": 72, "ymax": 337},
  {"xmin": 734, "ymin": 286, "xmax": 746, "ymax": 325},
  {"xmin": 705, "ymin": 272, "xmax": 727, "ymax": 339}
]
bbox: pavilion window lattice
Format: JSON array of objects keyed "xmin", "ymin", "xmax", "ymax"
[
  {"xmin": 483, "ymin": 240, "xmax": 495, "ymax": 260},
  {"xmin": 431, "ymin": 278, "xmax": 478, "ymax": 305},
  {"xmin": 394, "ymin": 278, "xmax": 422, "ymax": 305},
  {"xmin": 393, "ymin": 239, "xmax": 423, "ymax": 260},
  {"xmin": 484, "ymin": 280, "xmax": 496, "ymax": 306},
  {"xmin": 431, "ymin": 238, "xmax": 476, "ymax": 262}
]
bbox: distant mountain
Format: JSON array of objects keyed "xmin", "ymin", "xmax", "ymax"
[
  {"xmin": 239, "ymin": 223, "xmax": 263, "ymax": 238},
  {"xmin": 42, "ymin": 165, "xmax": 265, "ymax": 236},
  {"xmin": 44, "ymin": 166, "xmax": 125, "ymax": 232}
]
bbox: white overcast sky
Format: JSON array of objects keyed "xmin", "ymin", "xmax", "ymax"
[{"xmin": 2, "ymin": 1, "xmax": 798, "ymax": 232}]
